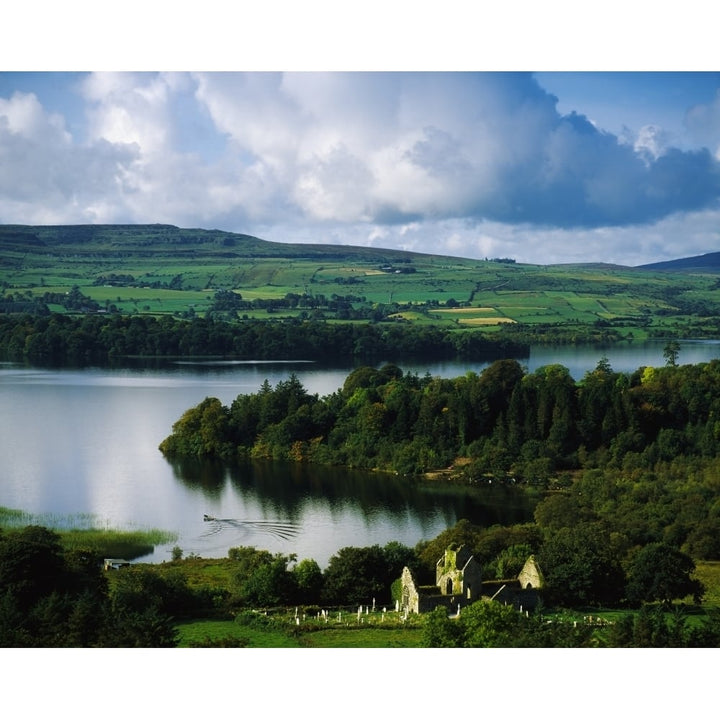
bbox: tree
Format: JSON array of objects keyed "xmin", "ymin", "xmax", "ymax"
[
  {"xmin": 229, "ymin": 546, "xmax": 298, "ymax": 606},
  {"xmin": 537, "ymin": 523, "xmax": 626, "ymax": 607},
  {"xmin": 0, "ymin": 525, "xmax": 179, "ymax": 647},
  {"xmin": 0, "ymin": 526, "xmax": 66, "ymax": 608},
  {"xmin": 159, "ymin": 396, "xmax": 232, "ymax": 458},
  {"xmin": 292, "ymin": 558, "xmax": 324, "ymax": 604},
  {"xmin": 663, "ymin": 340, "xmax": 680, "ymax": 367},
  {"xmin": 625, "ymin": 543, "xmax": 704, "ymax": 605},
  {"xmin": 458, "ymin": 598, "xmax": 529, "ymax": 647},
  {"xmin": 421, "ymin": 606, "xmax": 462, "ymax": 647},
  {"xmin": 533, "ymin": 492, "xmax": 594, "ymax": 531},
  {"xmin": 492, "ymin": 543, "xmax": 534, "ymax": 580},
  {"xmin": 322, "ymin": 545, "xmax": 392, "ymax": 605},
  {"xmin": 422, "ymin": 599, "xmax": 592, "ymax": 648},
  {"xmin": 243, "ymin": 554, "xmax": 297, "ymax": 607}
]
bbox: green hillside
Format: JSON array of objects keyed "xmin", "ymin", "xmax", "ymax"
[
  {"xmin": 638, "ymin": 251, "xmax": 720, "ymax": 273},
  {"xmin": 2, "ymin": 224, "xmax": 720, "ymax": 341}
]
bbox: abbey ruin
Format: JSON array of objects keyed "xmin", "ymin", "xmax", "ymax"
[{"xmin": 400, "ymin": 544, "xmax": 544, "ymax": 615}]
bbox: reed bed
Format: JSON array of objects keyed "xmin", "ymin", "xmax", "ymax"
[{"xmin": 0, "ymin": 505, "xmax": 177, "ymax": 560}]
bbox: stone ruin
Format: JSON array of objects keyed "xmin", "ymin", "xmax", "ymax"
[{"xmin": 400, "ymin": 545, "xmax": 544, "ymax": 615}]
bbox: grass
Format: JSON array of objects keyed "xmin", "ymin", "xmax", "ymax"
[
  {"xmin": 298, "ymin": 627, "xmax": 423, "ymax": 647},
  {"xmin": 175, "ymin": 608, "xmax": 425, "ymax": 648},
  {"xmin": 0, "ymin": 505, "xmax": 176, "ymax": 559},
  {"xmin": 693, "ymin": 561, "xmax": 720, "ymax": 607},
  {"xmin": 176, "ymin": 619, "xmax": 301, "ymax": 648},
  {"xmin": 60, "ymin": 527, "xmax": 177, "ymax": 559}
]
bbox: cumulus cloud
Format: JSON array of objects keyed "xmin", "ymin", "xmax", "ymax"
[
  {"xmin": 1, "ymin": 71, "xmax": 720, "ymax": 264},
  {"xmin": 192, "ymin": 72, "xmax": 720, "ymax": 230},
  {"xmin": 0, "ymin": 90, "xmax": 139, "ymax": 223}
]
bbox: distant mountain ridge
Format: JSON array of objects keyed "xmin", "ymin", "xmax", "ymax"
[
  {"xmin": 0, "ymin": 223, "xmax": 432, "ymax": 263},
  {"xmin": 1, "ymin": 223, "xmax": 718, "ymax": 271},
  {"xmin": 637, "ymin": 252, "xmax": 720, "ymax": 273}
]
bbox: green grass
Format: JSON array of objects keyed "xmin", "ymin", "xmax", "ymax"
[
  {"xmin": 151, "ymin": 556, "xmax": 238, "ymax": 592},
  {"xmin": 175, "ymin": 611, "xmax": 424, "ymax": 648},
  {"xmin": 176, "ymin": 619, "xmax": 301, "ymax": 648},
  {"xmin": 298, "ymin": 627, "xmax": 423, "ymax": 647},
  {"xmin": 60, "ymin": 527, "xmax": 177, "ymax": 559},
  {"xmin": 694, "ymin": 561, "xmax": 720, "ymax": 607},
  {"xmin": 0, "ymin": 505, "xmax": 176, "ymax": 559}
]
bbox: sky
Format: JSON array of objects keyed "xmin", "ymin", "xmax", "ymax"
[{"xmin": 1, "ymin": 6, "xmax": 720, "ymax": 267}]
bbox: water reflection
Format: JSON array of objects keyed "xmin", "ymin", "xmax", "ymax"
[{"xmin": 167, "ymin": 456, "xmax": 536, "ymax": 535}]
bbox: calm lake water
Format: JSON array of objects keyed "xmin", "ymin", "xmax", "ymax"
[{"xmin": 2, "ymin": 340, "xmax": 719, "ymax": 567}]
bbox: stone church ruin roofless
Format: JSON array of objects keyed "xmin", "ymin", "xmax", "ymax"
[{"xmin": 400, "ymin": 545, "xmax": 544, "ymax": 615}]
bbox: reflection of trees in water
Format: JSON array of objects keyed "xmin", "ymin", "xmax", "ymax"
[
  {"xmin": 166, "ymin": 456, "xmax": 535, "ymax": 529},
  {"xmin": 165, "ymin": 456, "xmax": 227, "ymax": 498}
]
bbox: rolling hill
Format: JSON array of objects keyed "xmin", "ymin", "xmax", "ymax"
[
  {"xmin": 2, "ymin": 224, "xmax": 720, "ymax": 342},
  {"xmin": 637, "ymin": 252, "xmax": 720, "ymax": 273}
]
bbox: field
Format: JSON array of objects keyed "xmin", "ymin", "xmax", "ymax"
[{"xmin": 3, "ymin": 224, "xmax": 720, "ymax": 339}]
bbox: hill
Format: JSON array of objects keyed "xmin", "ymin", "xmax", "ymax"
[
  {"xmin": 0, "ymin": 223, "xmax": 431, "ymax": 263},
  {"xmin": 2, "ymin": 223, "xmax": 720, "ymax": 343},
  {"xmin": 637, "ymin": 252, "xmax": 720, "ymax": 273}
]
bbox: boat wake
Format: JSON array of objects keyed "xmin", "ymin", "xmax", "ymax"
[{"xmin": 199, "ymin": 515, "xmax": 301, "ymax": 542}]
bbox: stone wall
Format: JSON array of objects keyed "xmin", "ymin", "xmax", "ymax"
[{"xmin": 517, "ymin": 555, "xmax": 545, "ymax": 590}]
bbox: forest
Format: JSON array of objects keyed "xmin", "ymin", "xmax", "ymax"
[
  {"xmin": 0, "ymin": 312, "xmax": 527, "ymax": 365},
  {"xmin": 160, "ymin": 356, "xmax": 720, "ymax": 493}
]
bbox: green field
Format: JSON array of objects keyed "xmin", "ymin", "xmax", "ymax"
[
  {"xmin": 3, "ymin": 224, "xmax": 720, "ymax": 339},
  {"xmin": 175, "ymin": 616, "xmax": 424, "ymax": 648}
]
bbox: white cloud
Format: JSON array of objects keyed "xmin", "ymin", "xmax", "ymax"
[
  {"xmin": 81, "ymin": 72, "xmax": 171, "ymax": 153},
  {"xmin": 633, "ymin": 124, "xmax": 671, "ymax": 161},
  {"xmin": 1, "ymin": 72, "xmax": 720, "ymax": 266},
  {"xmin": 0, "ymin": 90, "xmax": 139, "ymax": 222}
]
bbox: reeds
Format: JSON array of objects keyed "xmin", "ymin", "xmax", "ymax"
[{"xmin": 0, "ymin": 506, "xmax": 177, "ymax": 560}]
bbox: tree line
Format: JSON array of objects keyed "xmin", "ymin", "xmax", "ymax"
[{"xmin": 0, "ymin": 313, "xmax": 526, "ymax": 365}]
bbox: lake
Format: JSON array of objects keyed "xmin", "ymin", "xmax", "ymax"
[{"xmin": 2, "ymin": 339, "xmax": 719, "ymax": 567}]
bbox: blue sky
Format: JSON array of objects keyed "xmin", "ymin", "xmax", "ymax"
[{"xmin": 1, "ymin": 9, "xmax": 719, "ymax": 266}]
